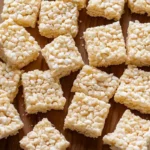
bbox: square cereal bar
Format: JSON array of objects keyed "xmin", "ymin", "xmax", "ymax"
[
  {"xmin": 86, "ymin": 0, "xmax": 126, "ymax": 20},
  {"xmin": 1, "ymin": 0, "xmax": 41, "ymax": 28},
  {"xmin": 64, "ymin": 92, "xmax": 110, "ymax": 138},
  {"xmin": 103, "ymin": 110, "xmax": 150, "ymax": 150},
  {"xmin": 72, "ymin": 65, "xmax": 119, "ymax": 102},
  {"xmin": 22, "ymin": 70, "xmax": 66, "ymax": 114},
  {"xmin": 0, "ymin": 61, "xmax": 22, "ymax": 102},
  {"xmin": 56, "ymin": 0, "xmax": 87, "ymax": 10},
  {"xmin": 38, "ymin": 1, "xmax": 79, "ymax": 38},
  {"xmin": 0, "ymin": 90, "xmax": 24, "ymax": 139},
  {"xmin": 128, "ymin": 0, "xmax": 150, "ymax": 16},
  {"xmin": 0, "ymin": 19, "xmax": 40, "ymax": 69},
  {"xmin": 126, "ymin": 21, "xmax": 150, "ymax": 66},
  {"xmin": 20, "ymin": 118, "xmax": 69, "ymax": 150},
  {"xmin": 84, "ymin": 22, "xmax": 126, "ymax": 67},
  {"xmin": 114, "ymin": 66, "xmax": 150, "ymax": 114},
  {"xmin": 41, "ymin": 35, "xmax": 84, "ymax": 78}
]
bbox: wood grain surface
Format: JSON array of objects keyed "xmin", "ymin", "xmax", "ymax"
[{"xmin": 0, "ymin": 1, "xmax": 150, "ymax": 150}]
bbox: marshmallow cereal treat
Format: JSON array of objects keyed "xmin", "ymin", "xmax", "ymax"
[
  {"xmin": 22, "ymin": 70, "xmax": 66, "ymax": 114},
  {"xmin": 38, "ymin": 1, "xmax": 79, "ymax": 38},
  {"xmin": 86, "ymin": 0, "xmax": 126, "ymax": 20},
  {"xmin": 84, "ymin": 22, "xmax": 126, "ymax": 67},
  {"xmin": 64, "ymin": 92, "xmax": 110, "ymax": 138},
  {"xmin": 126, "ymin": 21, "xmax": 150, "ymax": 66},
  {"xmin": 20, "ymin": 118, "xmax": 70, "ymax": 150},
  {"xmin": 0, "ymin": 19, "xmax": 40, "ymax": 69},
  {"xmin": 128, "ymin": 0, "xmax": 150, "ymax": 16},
  {"xmin": 0, "ymin": 90, "xmax": 24, "ymax": 139},
  {"xmin": 72, "ymin": 65, "xmax": 119, "ymax": 102},
  {"xmin": 56, "ymin": 0, "xmax": 87, "ymax": 10},
  {"xmin": 0, "ymin": 61, "xmax": 22, "ymax": 102},
  {"xmin": 103, "ymin": 110, "xmax": 150, "ymax": 150},
  {"xmin": 114, "ymin": 66, "xmax": 150, "ymax": 114},
  {"xmin": 41, "ymin": 35, "xmax": 84, "ymax": 78}
]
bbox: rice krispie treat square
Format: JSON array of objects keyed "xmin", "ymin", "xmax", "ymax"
[
  {"xmin": 41, "ymin": 35, "xmax": 84, "ymax": 78},
  {"xmin": 38, "ymin": 1, "xmax": 79, "ymax": 38},
  {"xmin": 103, "ymin": 110, "xmax": 150, "ymax": 150},
  {"xmin": 84, "ymin": 22, "xmax": 126, "ymax": 67},
  {"xmin": 0, "ymin": 19, "xmax": 40, "ymax": 69},
  {"xmin": 0, "ymin": 90, "xmax": 24, "ymax": 139},
  {"xmin": 72, "ymin": 65, "xmax": 119, "ymax": 102},
  {"xmin": 1, "ymin": 0, "xmax": 41, "ymax": 28},
  {"xmin": 126, "ymin": 21, "xmax": 150, "ymax": 66},
  {"xmin": 86, "ymin": 0, "xmax": 126, "ymax": 20},
  {"xmin": 0, "ymin": 61, "xmax": 22, "ymax": 103},
  {"xmin": 114, "ymin": 66, "xmax": 150, "ymax": 114},
  {"xmin": 128, "ymin": 0, "xmax": 150, "ymax": 16},
  {"xmin": 64, "ymin": 92, "xmax": 110, "ymax": 138},
  {"xmin": 22, "ymin": 70, "xmax": 66, "ymax": 114},
  {"xmin": 56, "ymin": 0, "xmax": 87, "ymax": 10},
  {"xmin": 20, "ymin": 118, "xmax": 70, "ymax": 150}
]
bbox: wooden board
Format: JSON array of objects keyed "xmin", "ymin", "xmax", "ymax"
[{"xmin": 0, "ymin": 1, "xmax": 150, "ymax": 150}]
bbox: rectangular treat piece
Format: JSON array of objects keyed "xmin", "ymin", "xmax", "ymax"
[
  {"xmin": 114, "ymin": 66, "xmax": 150, "ymax": 114},
  {"xmin": 0, "ymin": 19, "xmax": 40, "ymax": 69},
  {"xmin": 38, "ymin": 1, "xmax": 79, "ymax": 38},
  {"xmin": 103, "ymin": 110, "xmax": 150, "ymax": 150},
  {"xmin": 22, "ymin": 70, "xmax": 66, "ymax": 114},
  {"xmin": 72, "ymin": 65, "xmax": 119, "ymax": 102},
  {"xmin": 84, "ymin": 22, "xmax": 126, "ymax": 67},
  {"xmin": 128, "ymin": 0, "xmax": 150, "ymax": 16},
  {"xmin": 20, "ymin": 118, "xmax": 69, "ymax": 150},
  {"xmin": 126, "ymin": 21, "xmax": 150, "ymax": 66},
  {"xmin": 0, "ymin": 90, "xmax": 24, "ymax": 139},
  {"xmin": 64, "ymin": 92, "xmax": 110, "ymax": 138},
  {"xmin": 41, "ymin": 35, "xmax": 84, "ymax": 78},
  {"xmin": 86, "ymin": 0, "xmax": 126, "ymax": 20},
  {"xmin": 0, "ymin": 61, "xmax": 22, "ymax": 102},
  {"xmin": 1, "ymin": 0, "xmax": 41, "ymax": 28},
  {"xmin": 56, "ymin": 0, "xmax": 87, "ymax": 10}
]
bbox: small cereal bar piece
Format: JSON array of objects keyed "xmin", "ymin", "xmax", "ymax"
[
  {"xmin": 0, "ymin": 61, "xmax": 22, "ymax": 102},
  {"xmin": 103, "ymin": 110, "xmax": 150, "ymax": 150},
  {"xmin": 56, "ymin": 0, "xmax": 87, "ymax": 10},
  {"xmin": 22, "ymin": 70, "xmax": 66, "ymax": 114},
  {"xmin": 0, "ymin": 90, "xmax": 24, "ymax": 139},
  {"xmin": 114, "ymin": 66, "xmax": 150, "ymax": 114},
  {"xmin": 86, "ymin": 0, "xmax": 126, "ymax": 20},
  {"xmin": 64, "ymin": 92, "xmax": 110, "ymax": 138},
  {"xmin": 1, "ymin": 0, "xmax": 41, "ymax": 28},
  {"xmin": 0, "ymin": 19, "xmax": 40, "ymax": 69},
  {"xmin": 38, "ymin": 1, "xmax": 79, "ymax": 38},
  {"xmin": 72, "ymin": 65, "xmax": 119, "ymax": 102},
  {"xmin": 20, "ymin": 118, "xmax": 70, "ymax": 150},
  {"xmin": 41, "ymin": 35, "xmax": 84, "ymax": 78},
  {"xmin": 128, "ymin": 0, "xmax": 150, "ymax": 16},
  {"xmin": 126, "ymin": 21, "xmax": 150, "ymax": 66},
  {"xmin": 84, "ymin": 22, "xmax": 126, "ymax": 67}
]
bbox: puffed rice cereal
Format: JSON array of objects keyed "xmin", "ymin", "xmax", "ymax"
[
  {"xmin": 22, "ymin": 70, "xmax": 66, "ymax": 114},
  {"xmin": 86, "ymin": 0, "xmax": 126, "ymax": 20},
  {"xmin": 103, "ymin": 110, "xmax": 150, "ymax": 150},
  {"xmin": 41, "ymin": 35, "xmax": 84, "ymax": 78},
  {"xmin": 38, "ymin": 1, "xmax": 79, "ymax": 38},
  {"xmin": 20, "ymin": 118, "xmax": 70, "ymax": 150},
  {"xmin": 114, "ymin": 66, "xmax": 150, "ymax": 114},
  {"xmin": 64, "ymin": 92, "xmax": 110, "ymax": 138},
  {"xmin": 0, "ymin": 19, "xmax": 40, "ymax": 69},
  {"xmin": 84, "ymin": 22, "xmax": 126, "ymax": 67},
  {"xmin": 72, "ymin": 65, "xmax": 119, "ymax": 102},
  {"xmin": 126, "ymin": 21, "xmax": 150, "ymax": 66},
  {"xmin": 0, "ymin": 90, "xmax": 24, "ymax": 139}
]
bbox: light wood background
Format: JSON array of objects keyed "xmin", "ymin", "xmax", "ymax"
[{"xmin": 0, "ymin": 1, "xmax": 150, "ymax": 150}]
